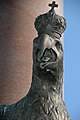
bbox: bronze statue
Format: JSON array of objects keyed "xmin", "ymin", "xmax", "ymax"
[{"xmin": 0, "ymin": 1, "xmax": 71, "ymax": 120}]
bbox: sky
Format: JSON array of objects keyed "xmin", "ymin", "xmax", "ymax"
[{"xmin": 64, "ymin": 0, "xmax": 80, "ymax": 120}]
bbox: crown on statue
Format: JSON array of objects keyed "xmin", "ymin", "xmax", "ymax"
[{"xmin": 34, "ymin": 1, "xmax": 66, "ymax": 38}]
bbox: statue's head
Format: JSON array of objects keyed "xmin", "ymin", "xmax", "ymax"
[
  {"xmin": 33, "ymin": 36, "xmax": 63, "ymax": 81},
  {"xmin": 33, "ymin": 1, "xmax": 66, "ymax": 80}
]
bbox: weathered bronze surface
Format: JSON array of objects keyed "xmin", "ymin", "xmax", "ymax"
[{"xmin": 0, "ymin": 1, "xmax": 71, "ymax": 120}]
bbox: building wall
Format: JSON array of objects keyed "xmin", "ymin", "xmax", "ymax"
[{"xmin": 0, "ymin": 0, "xmax": 63, "ymax": 104}]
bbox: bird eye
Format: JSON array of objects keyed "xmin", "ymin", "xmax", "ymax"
[{"xmin": 55, "ymin": 41, "xmax": 63, "ymax": 51}]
